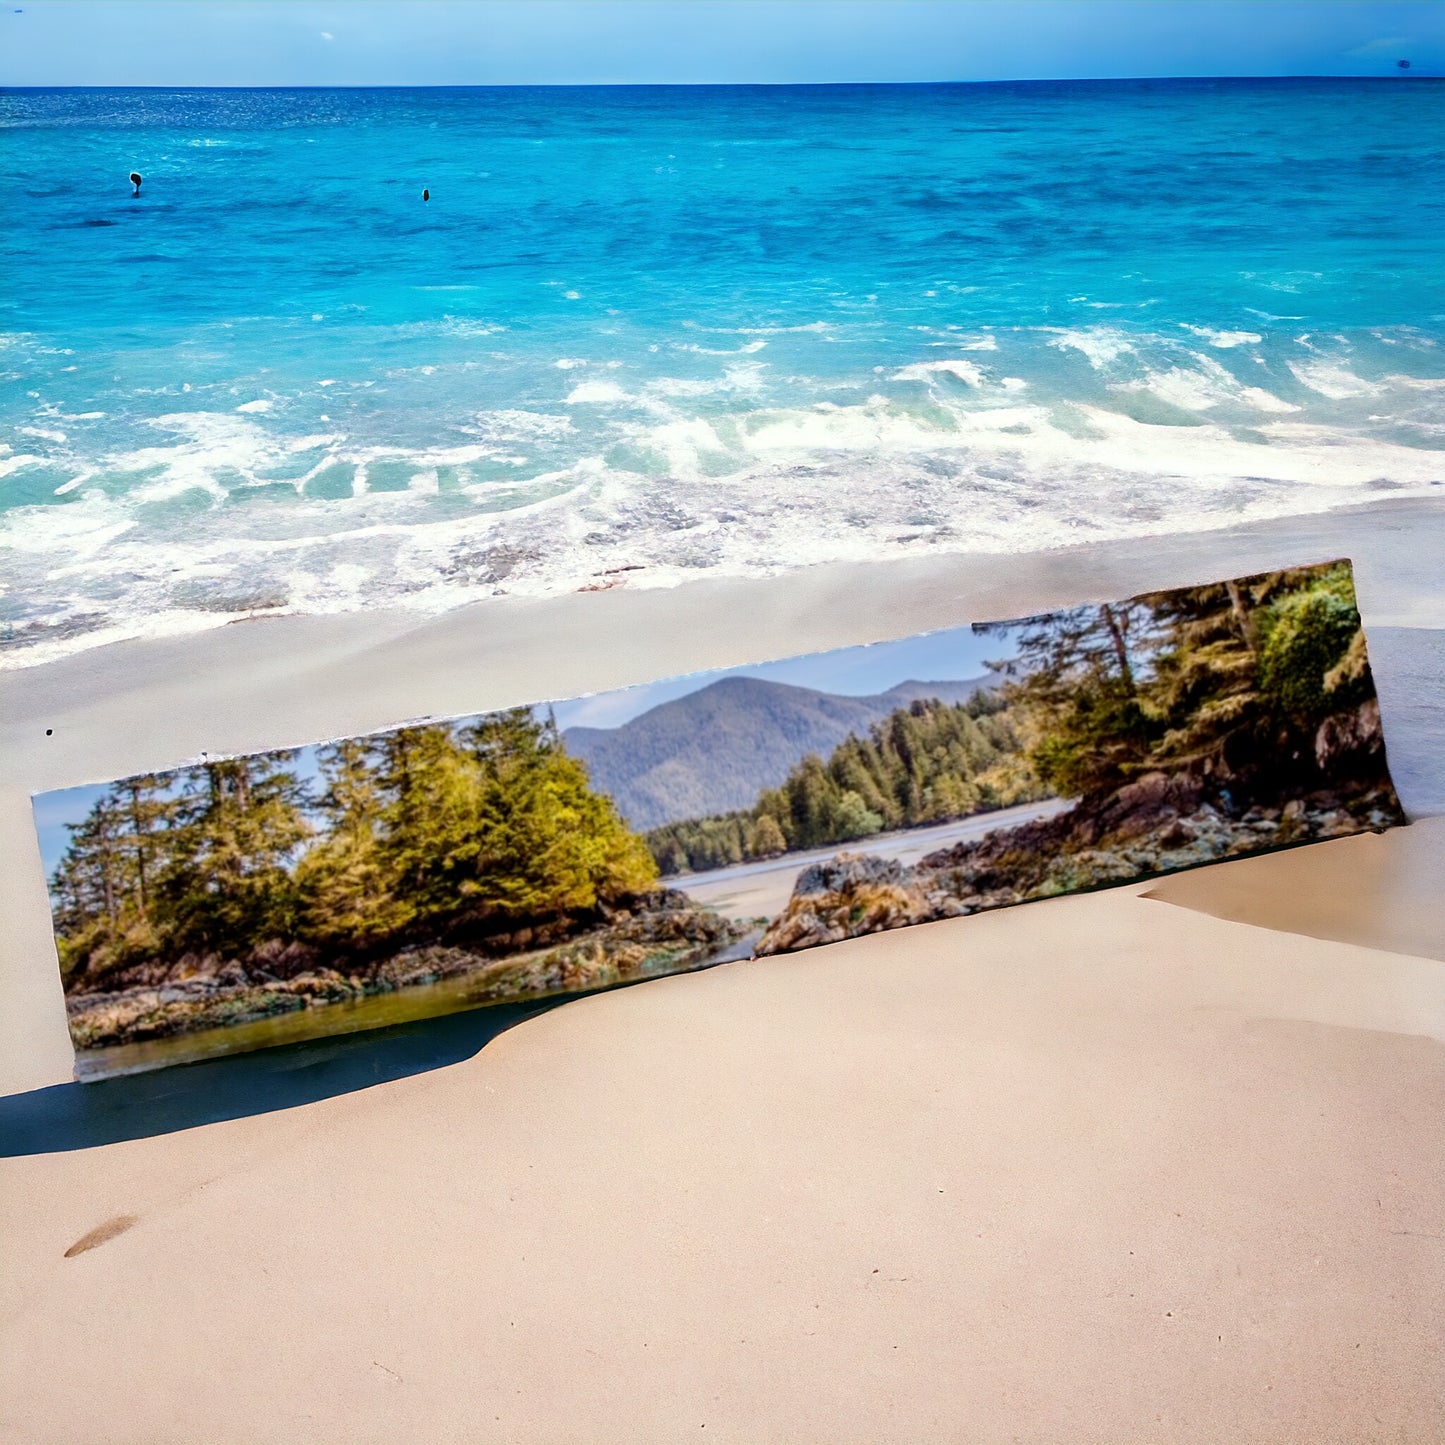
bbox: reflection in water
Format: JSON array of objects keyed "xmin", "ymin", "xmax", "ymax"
[{"xmin": 74, "ymin": 932, "xmax": 760, "ymax": 1083}]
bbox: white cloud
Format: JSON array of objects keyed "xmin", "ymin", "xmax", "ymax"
[
  {"xmin": 320, "ymin": 31, "xmax": 334, "ymax": 42},
  {"xmin": 1344, "ymin": 36, "xmax": 1412, "ymax": 58}
]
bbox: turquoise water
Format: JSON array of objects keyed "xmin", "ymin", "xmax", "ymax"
[{"xmin": 2, "ymin": 79, "xmax": 1442, "ymax": 663}]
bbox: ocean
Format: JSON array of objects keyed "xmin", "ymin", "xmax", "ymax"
[{"xmin": 1, "ymin": 78, "xmax": 1441, "ymax": 665}]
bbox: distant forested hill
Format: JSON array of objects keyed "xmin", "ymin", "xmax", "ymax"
[
  {"xmin": 645, "ymin": 692, "xmax": 1046, "ymax": 874},
  {"xmin": 564, "ymin": 675, "xmax": 989, "ymax": 829}
]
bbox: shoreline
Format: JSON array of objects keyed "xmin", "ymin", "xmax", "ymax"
[
  {"xmin": 5, "ymin": 486, "xmax": 1443, "ymax": 679},
  {"xmin": 4, "ymin": 494, "xmax": 1442, "ymax": 791}
]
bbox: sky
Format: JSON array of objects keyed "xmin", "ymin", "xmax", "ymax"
[
  {"xmin": 2, "ymin": 0, "xmax": 1441, "ymax": 86},
  {"xmin": 31, "ymin": 618, "xmax": 1008, "ymax": 875}
]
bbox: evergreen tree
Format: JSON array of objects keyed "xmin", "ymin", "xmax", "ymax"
[
  {"xmin": 751, "ymin": 813, "xmax": 787, "ymax": 858},
  {"xmin": 464, "ymin": 708, "xmax": 656, "ymax": 922},
  {"xmin": 979, "ymin": 602, "xmax": 1155, "ymax": 796},
  {"xmin": 50, "ymin": 792, "xmax": 127, "ymax": 981},
  {"xmin": 157, "ymin": 755, "xmax": 313, "ymax": 954},
  {"xmin": 1141, "ymin": 562, "xmax": 1372, "ymax": 782},
  {"xmin": 371, "ymin": 723, "xmax": 482, "ymax": 927},
  {"xmin": 296, "ymin": 738, "xmax": 406, "ymax": 946}
]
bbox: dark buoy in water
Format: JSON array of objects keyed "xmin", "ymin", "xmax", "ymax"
[
  {"xmin": 129, "ymin": 171, "xmax": 142, "ymax": 195},
  {"xmin": 1397, "ymin": 59, "xmax": 1411, "ymax": 69},
  {"xmin": 422, "ymin": 187, "xmax": 430, "ymax": 202}
]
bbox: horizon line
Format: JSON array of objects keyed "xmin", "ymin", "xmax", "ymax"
[{"xmin": 2, "ymin": 74, "xmax": 1438, "ymax": 92}]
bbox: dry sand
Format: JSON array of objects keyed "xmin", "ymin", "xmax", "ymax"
[
  {"xmin": 1, "ymin": 495, "xmax": 1442, "ymax": 1441},
  {"xmin": 1147, "ymin": 814, "xmax": 1445, "ymax": 964},
  {"xmin": 1, "ymin": 888, "xmax": 1441, "ymax": 1444}
]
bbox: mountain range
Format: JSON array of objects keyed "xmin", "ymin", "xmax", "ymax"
[{"xmin": 564, "ymin": 675, "xmax": 990, "ymax": 830}]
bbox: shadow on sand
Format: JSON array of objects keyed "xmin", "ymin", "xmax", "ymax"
[{"xmin": 0, "ymin": 992, "xmax": 572, "ymax": 1159}]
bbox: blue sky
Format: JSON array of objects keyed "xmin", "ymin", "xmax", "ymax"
[
  {"xmin": 548, "ymin": 618, "xmax": 1003, "ymax": 730},
  {"xmin": 2, "ymin": 1, "xmax": 1440, "ymax": 86},
  {"xmin": 31, "ymin": 618, "xmax": 1007, "ymax": 875}
]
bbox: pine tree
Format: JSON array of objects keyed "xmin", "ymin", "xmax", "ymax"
[
  {"xmin": 751, "ymin": 813, "xmax": 787, "ymax": 858},
  {"xmin": 463, "ymin": 708, "xmax": 656, "ymax": 922},
  {"xmin": 979, "ymin": 602, "xmax": 1155, "ymax": 796},
  {"xmin": 371, "ymin": 723, "xmax": 482, "ymax": 927},
  {"xmin": 158, "ymin": 755, "xmax": 313, "ymax": 954},
  {"xmin": 50, "ymin": 792, "xmax": 127, "ymax": 982},
  {"xmin": 296, "ymin": 738, "xmax": 407, "ymax": 947}
]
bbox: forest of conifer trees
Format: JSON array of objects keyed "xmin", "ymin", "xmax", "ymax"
[
  {"xmin": 644, "ymin": 690, "xmax": 1044, "ymax": 874},
  {"xmin": 44, "ymin": 559, "xmax": 1404, "ymax": 1064},
  {"xmin": 754, "ymin": 560, "xmax": 1407, "ymax": 959},
  {"xmin": 976, "ymin": 558, "xmax": 1391, "ymax": 806},
  {"xmin": 51, "ymin": 708, "xmax": 659, "ymax": 992}
]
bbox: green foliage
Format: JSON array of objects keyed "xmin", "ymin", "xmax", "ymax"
[
  {"xmin": 751, "ymin": 813, "xmax": 787, "ymax": 857},
  {"xmin": 51, "ymin": 710, "xmax": 658, "ymax": 989},
  {"xmin": 295, "ymin": 739, "xmax": 406, "ymax": 946},
  {"xmin": 462, "ymin": 709, "xmax": 657, "ymax": 922},
  {"xmin": 646, "ymin": 692, "xmax": 1045, "ymax": 873},
  {"xmin": 981, "ymin": 601, "xmax": 1155, "ymax": 796},
  {"xmin": 988, "ymin": 559, "xmax": 1374, "ymax": 797},
  {"xmin": 155, "ymin": 756, "xmax": 313, "ymax": 957},
  {"xmin": 1256, "ymin": 587, "xmax": 1363, "ymax": 720}
]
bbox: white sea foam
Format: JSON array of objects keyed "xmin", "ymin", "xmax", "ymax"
[
  {"xmin": 564, "ymin": 380, "xmax": 629, "ymax": 404},
  {"xmin": 472, "ymin": 410, "xmax": 576, "ymax": 441},
  {"xmin": 1046, "ymin": 328, "xmax": 1134, "ymax": 369},
  {"xmin": 892, "ymin": 359, "xmax": 987, "ymax": 386},
  {"xmin": 1118, "ymin": 354, "xmax": 1297, "ymax": 414},
  {"xmin": 5, "ymin": 321, "xmax": 1443, "ymax": 670},
  {"xmin": 1288, "ymin": 360, "xmax": 1382, "ymax": 399},
  {"xmin": 1178, "ymin": 325, "xmax": 1262, "ymax": 348},
  {"xmin": 675, "ymin": 339, "xmax": 769, "ymax": 356}
]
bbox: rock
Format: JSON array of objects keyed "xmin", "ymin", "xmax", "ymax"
[
  {"xmin": 1090, "ymin": 772, "xmax": 1204, "ymax": 842},
  {"xmin": 1315, "ymin": 698, "xmax": 1383, "ymax": 771},
  {"xmin": 753, "ymin": 766, "xmax": 1403, "ymax": 960},
  {"xmin": 792, "ymin": 852, "xmax": 910, "ymax": 897},
  {"xmin": 755, "ymin": 854, "xmax": 952, "ymax": 957}
]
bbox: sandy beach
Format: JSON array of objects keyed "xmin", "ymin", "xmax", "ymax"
[
  {"xmin": 2, "ymin": 495, "xmax": 1442, "ymax": 1441},
  {"xmin": 675, "ymin": 799, "xmax": 1073, "ymax": 922}
]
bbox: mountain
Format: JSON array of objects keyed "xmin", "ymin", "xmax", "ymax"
[{"xmin": 564, "ymin": 675, "xmax": 990, "ymax": 830}]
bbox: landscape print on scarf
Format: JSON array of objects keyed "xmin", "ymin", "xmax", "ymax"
[{"xmin": 37, "ymin": 558, "xmax": 1404, "ymax": 1079}]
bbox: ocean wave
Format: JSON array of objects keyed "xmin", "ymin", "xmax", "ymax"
[
  {"xmin": 1179, "ymin": 325, "xmax": 1264, "ymax": 348},
  {"xmin": 4, "ymin": 321, "xmax": 1442, "ymax": 669},
  {"xmin": 891, "ymin": 359, "xmax": 988, "ymax": 386},
  {"xmin": 1045, "ymin": 327, "xmax": 1136, "ymax": 369},
  {"xmin": 7, "ymin": 372, "xmax": 1440, "ymax": 670}
]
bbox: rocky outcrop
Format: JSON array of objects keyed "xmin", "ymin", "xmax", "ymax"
[
  {"xmin": 67, "ymin": 889, "xmax": 745, "ymax": 1052},
  {"xmin": 755, "ymin": 780, "xmax": 1404, "ymax": 958},
  {"xmin": 751, "ymin": 853, "xmax": 970, "ymax": 956},
  {"xmin": 1314, "ymin": 697, "xmax": 1385, "ymax": 772}
]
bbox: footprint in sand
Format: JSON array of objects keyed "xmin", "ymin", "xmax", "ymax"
[{"xmin": 64, "ymin": 1214, "xmax": 138, "ymax": 1258}]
